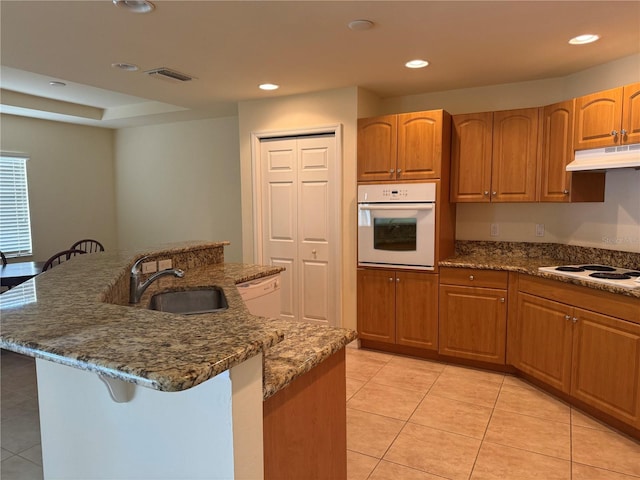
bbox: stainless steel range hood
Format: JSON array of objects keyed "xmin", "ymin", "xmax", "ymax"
[{"xmin": 566, "ymin": 143, "xmax": 640, "ymax": 171}]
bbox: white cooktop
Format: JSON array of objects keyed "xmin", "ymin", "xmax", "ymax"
[{"xmin": 538, "ymin": 264, "xmax": 640, "ymax": 290}]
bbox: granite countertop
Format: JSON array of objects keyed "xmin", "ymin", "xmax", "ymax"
[
  {"xmin": 439, "ymin": 241, "xmax": 640, "ymax": 299},
  {"xmin": 0, "ymin": 242, "xmax": 356, "ymax": 398}
]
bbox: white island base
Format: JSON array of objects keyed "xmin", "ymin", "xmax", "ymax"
[{"xmin": 35, "ymin": 354, "xmax": 264, "ymax": 480}]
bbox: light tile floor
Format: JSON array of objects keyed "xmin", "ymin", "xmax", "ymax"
[
  {"xmin": 2, "ymin": 348, "xmax": 639, "ymax": 480},
  {"xmin": 346, "ymin": 346, "xmax": 640, "ymax": 480}
]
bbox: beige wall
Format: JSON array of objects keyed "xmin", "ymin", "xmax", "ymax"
[
  {"xmin": 0, "ymin": 114, "xmax": 117, "ymax": 261},
  {"xmin": 377, "ymin": 54, "xmax": 640, "ymax": 253},
  {"xmin": 238, "ymin": 87, "xmax": 359, "ymax": 329},
  {"xmin": 114, "ymin": 117, "xmax": 243, "ymax": 261}
]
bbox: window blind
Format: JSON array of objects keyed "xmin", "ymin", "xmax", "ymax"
[{"xmin": 0, "ymin": 155, "xmax": 33, "ymax": 257}]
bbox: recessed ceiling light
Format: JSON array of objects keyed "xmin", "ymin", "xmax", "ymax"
[
  {"xmin": 569, "ymin": 34, "xmax": 600, "ymax": 45},
  {"xmin": 112, "ymin": 0, "xmax": 155, "ymax": 14},
  {"xmin": 111, "ymin": 62, "xmax": 139, "ymax": 72},
  {"xmin": 259, "ymin": 83, "xmax": 279, "ymax": 91},
  {"xmin": 49, "ymin": 81, "xmax": 66, "ymax": 87},
  {"xmin": 405, "ymin": 59, "xmax": 429, "ymax": 69},
  {"xmin": 348, "ymin": 19, "xmax": 374, "ymax": 31}
]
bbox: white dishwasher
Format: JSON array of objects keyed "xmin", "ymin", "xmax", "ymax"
[{"xmin": 237, "ymin": 274, "xmax": 281, "ymax": 318}]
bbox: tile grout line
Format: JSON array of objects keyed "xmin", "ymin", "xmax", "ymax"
[{"xmin": 468, "ymin": 374, "xmax": 505, "ymax": 479}]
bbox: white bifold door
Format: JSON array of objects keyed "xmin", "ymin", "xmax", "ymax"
[{"xmin": 259, "ymin": 134, "xmax": 338, "ymax": 326}]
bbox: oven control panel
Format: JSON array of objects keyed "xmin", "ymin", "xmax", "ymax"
[{"xmin": 357, "ymin": 182, "xmax": 436, "ymax": 203}]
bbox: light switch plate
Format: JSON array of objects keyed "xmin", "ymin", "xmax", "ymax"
[
  {"xmin": 142, "ymin": 261, "xmax": 157, "ymax": 274},
  {"xmin": 490, "ymin": 223, "xmax": 499, "ymax": 237},
  {"xmin": 158, "ymin": 259, "xmax": 172, "ymax": 270},
  {"xmin": 535, "ymin": 224, "xmax": 545, "ymax": 237}
]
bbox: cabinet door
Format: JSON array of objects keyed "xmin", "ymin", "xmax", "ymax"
[
  {"xmin": 514, "ymin": 293, "xmax": 572, "ymax": 393},
  {"xmin": 439, "ymin": 284, "xmax": 507, "ymax": 364},
  {"xmin": 491, "ymin": 108, "xmax": 539, "ymax": 202},
  {"xmin": 540, "ymin": 100, "xmax": 573, "ymax": 202},
  {"xmin": 397, "ymin": 111, "xmax": 442, "ymax": 180},
  {"xmin": 357, "ymin": 115, "xmax": 397, "ymax": 182},
  {"xmin": 395, "ymin": 272, "xmax": 438, "ymax": 350},
  {"xmin": 574, "ymin": 86, "xmax": 623, "ymax": 149},
  {"xmin": 357, "ymin": 269, "xmax": 396, "ymax": 343},
  {"xmin": 450, "ymin": 112, "xmax": 493, "ymax": 202},
  {"xmin": 622, "ymin": 82, "xmax": 640, "ymax": 145},
  {"xmin": 571, "ymin": 308, "xmax": 640, "ymax": 428}
]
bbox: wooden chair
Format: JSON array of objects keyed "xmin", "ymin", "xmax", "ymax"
[
  {"xmin": 70, "ymin": 239, "xmax": 104, "ymax": 253},
  {"xmin": 0, "ymin": 251, "xmax": 6, "ymax": 266},
  {"xmin": 42, "ymin": 249, "xmax": 87, "ymax": 272}
]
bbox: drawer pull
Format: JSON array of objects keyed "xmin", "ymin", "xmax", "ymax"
[
  {"xmin": 565, "ymin": 314, "xmax": 571, "ymax": 321},
  {"xmin": 500, "ymin": 297, "xmax": 505, "ymax": 303},
  {"xmin": 469, "ymin": 275, "xmax": 474, "ymax": 281}
]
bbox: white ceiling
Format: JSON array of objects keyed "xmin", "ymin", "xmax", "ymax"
[{"xmin": 1, "ymin": 1, "xmax": 639, "ymax": 128}]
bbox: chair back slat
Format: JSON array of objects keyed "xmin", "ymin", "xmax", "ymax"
[
  {"xmin": 42, "ymin": 249, "xmax": 87, "ymax": 272},
  {"xmin": 70, "ymin": 239, "xmax": 104, "ymax": 253}
]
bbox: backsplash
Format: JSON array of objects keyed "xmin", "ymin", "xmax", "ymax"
[
  {"xmin": 101, "ymin": 242, "xmax": 228, "ymax": 305},
  {"xmin": 455, "ymin": 241, "xmax": 640, "ymax": 269}
]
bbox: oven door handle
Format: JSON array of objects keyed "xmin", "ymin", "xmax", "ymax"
[{"xmin": 359, "ymin": 204, "xmax": 434, "ymax": 211}]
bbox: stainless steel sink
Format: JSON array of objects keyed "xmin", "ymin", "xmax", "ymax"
[{"xmin": 149, "ymin": 287, "xmax": 228, "ymax": 315}]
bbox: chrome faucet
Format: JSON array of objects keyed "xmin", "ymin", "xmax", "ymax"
[{"xmin": 129, "ymin": 256, "xmax": 185, "ymax": 304}]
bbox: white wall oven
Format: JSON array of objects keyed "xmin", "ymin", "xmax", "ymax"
[{"xmin": 358, "ymin": 183, "xmax": 436, "ymax": 270}]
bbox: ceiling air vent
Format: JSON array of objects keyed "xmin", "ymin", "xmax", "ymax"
[{"xmin": 145, "ymin": 67, "xmax": 194, "ymax": 83}]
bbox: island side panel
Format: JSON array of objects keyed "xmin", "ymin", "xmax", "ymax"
[
  {"xmin": 36, "ymin": 359, "xmax": 236, "ymax": 479},
  {"xmin": 263, "ymin": 348, "xmax": 347, "ymax": 480}
]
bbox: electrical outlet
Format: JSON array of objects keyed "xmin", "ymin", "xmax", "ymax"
[
  {"xmin": 535, "ymin": 224, "xmax": 545, "ymax": 237},
  {"xmin": 142, "ymin": 261, "xmax": 157, "ymax": 274},
  {"xmin": 158, "ymin": 259, "xmax": 173, "ymax": 270},
  {"xmin": 490, "ymin": 223, "xmax": 499, "ymax": 237}
]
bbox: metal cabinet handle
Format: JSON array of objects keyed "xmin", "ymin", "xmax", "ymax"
[
  {"xmin": 563, "ymin": 190, "xmax": 569, "ymax": 195},
  {"xmin": 565, "ymin": 314, "xmax": 571, "ymax": 321},
  {"xmin": 492, "ymin": 191, "xmax": 497, "ymax": 196},
  {"xmin": 469, "ymin": 275, "xmax": 474, "ymax": 280},
  {"xmin": 621, "ymin": 129, "xmax": 628, "ymax": 136},
  {"xmin": 500, "ymin": 297, "xmax": 505, "ymax": 303},
  {"xmin": 396, "ymin": 277, "xmax": 400, "ymax": 283},
  {"xmin": 572, "ymin": 317, "xmax": 578, "ymax": 323},
  {"xmin": 483, "ymin": 191, "xmax": 489, "ymax": 196},
  {"xmin": 388, "ymin": 277, "xmax": 394, "ymax": 282},
  {"xmin": 611, "ymin": 130, "xmax": 618, "ymax": 136},
  {"xmin": 389, "ymin": 169, "xmax": 395, "ymax": 174},
  {"xmin": 397, "ymin": 169, "xmax": 402, "ymax": 175}
]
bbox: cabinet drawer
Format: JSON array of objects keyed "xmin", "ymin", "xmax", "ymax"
[{"xmin": 440, "ymin": 267, "xmax": 508, "ymax": 288}]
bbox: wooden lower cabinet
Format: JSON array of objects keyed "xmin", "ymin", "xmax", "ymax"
[
  {"xmin": 513, "ymin": 293, "xmax": 573, "ymax": 392},
  {"xmin": 571, "ymin": 308, "xmax": 640, "ymax": 428},
  {"xmin": 512, "ymin": 286, "xmax": 640, "ymax": 429},
  {"xmin": 263, "ymin": 349, "xmax": 347, "ymax": 480},
  {"xmin": 357, "ymin": 269, "xmax": 438, "ymax": 350},
  {"xmin": 439, "ymin": 284, "xmax": 507, "ymax": 364}
]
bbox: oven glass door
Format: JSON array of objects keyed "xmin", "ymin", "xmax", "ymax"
[{"xmin": 358, "ymin": 203, "xmax": 435, "ymax": 270}]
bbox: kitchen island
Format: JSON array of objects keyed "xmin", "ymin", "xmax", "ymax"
[{"xmin": 0, "ymin": 241, "xmax": 356, "ymax": 479}]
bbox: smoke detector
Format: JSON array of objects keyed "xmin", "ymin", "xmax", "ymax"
[{"xmin": 145, "ymin": 68, "xmax": 194, "ymax": 83}]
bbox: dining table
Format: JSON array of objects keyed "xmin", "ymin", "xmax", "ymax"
[{"xmin": 1, "ymin": 261, "xmax": 46, "ymax": 289}]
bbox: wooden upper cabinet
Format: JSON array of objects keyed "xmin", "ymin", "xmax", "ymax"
[
  {"xmin": 357, "ymin": 115, "xmax": 397, "ymax": 182},
  {"xmin": 574, "ymin": 82, "xmax": 640, "ymax": 149},
  {"xmin": 540, "ymin": 100, "xmax": 573, "ymax": 202},
  {"xmin": 357, "ymin": 110, "xmax": 449, "ymax": 182},
  {"xmin": 540, "ymin": 100, "xmax": 605, "ymax": 203},
  {"xmin": 491, "ymin": 108, "xmax": 540, "ymax": 202},
  {"xmin": 450, "ymin": 112, "xmax": 493, "ymax": 202},
  {"xmin": 397, "ymin": 111, "xmax": 444, "ymax": 180},
  {"xmin": 622, "ymin": 81, "xmax": 640, "ymax": 145}
]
